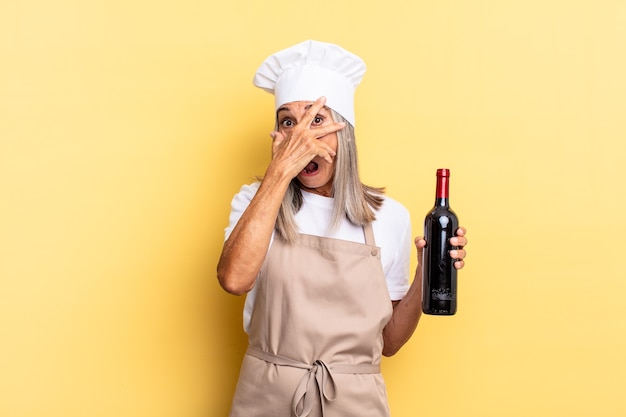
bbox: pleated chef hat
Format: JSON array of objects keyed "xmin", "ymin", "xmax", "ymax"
[{"xmin": 253, "ymin": 40, "xmax": 366, "ymax": 127}]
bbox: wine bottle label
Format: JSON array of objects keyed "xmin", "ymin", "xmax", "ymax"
[{"xmin": 431, "ymin": 288, "xmax": 456, "ymax": 301}]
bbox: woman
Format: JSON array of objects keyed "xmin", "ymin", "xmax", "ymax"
[{"xmin": 218, "ymin": 40, "xmax": 468, "ymax": 417}]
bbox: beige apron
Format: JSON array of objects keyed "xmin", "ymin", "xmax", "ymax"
[{"xmin": 229, "ymin": 224, "xmax": 393, "ymax": 417}]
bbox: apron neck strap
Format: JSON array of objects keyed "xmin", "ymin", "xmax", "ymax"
[{"xmin": 363, "ymin": 223, "xmax": 376, "ymax": 246}]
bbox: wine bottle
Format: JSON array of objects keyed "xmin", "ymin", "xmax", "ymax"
[{"xmin": 422, "ymin": 168, "xmax": 459, "ymax": 315}]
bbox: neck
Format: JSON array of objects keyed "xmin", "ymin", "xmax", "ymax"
[{"xmin": 298, "ymin": 183, "xmax": 333, "ymax": 198}]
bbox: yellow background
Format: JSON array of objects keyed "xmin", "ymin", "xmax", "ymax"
[{"xmin": 1, "ymin": 1, "xmax": 625, "ymax": 416}]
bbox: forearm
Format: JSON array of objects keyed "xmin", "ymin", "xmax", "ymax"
[
  {"xmin": 382, "ymin": 265, "xmax": 423, "ymax": 356},
  {"xmin": 217, "ymin": 167, "xmax": 292, "ymax": 295},
  {"xmin": 381, "ymin": 228, "xmax": 467, "ymax": 356}
]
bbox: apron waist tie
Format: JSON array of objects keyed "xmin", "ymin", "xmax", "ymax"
[{"xmin": 246, "ymin": 345, "xmax": 380, "ymax": 417}]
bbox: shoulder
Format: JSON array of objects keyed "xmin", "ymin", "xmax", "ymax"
[
  {"xmin": 230, "ymin": 182, "xmax": 261, "ymax": 208},
  {"xmin": 371, "ymin": 195, "xmax": 411, "ymax": 245},
  {"xmin": 224, "ymin": 182, "xmax": 262, "ymax": 240},
  {"xmin": 377, "ymin": 195, "xmax": 411, "ymax": 225}
]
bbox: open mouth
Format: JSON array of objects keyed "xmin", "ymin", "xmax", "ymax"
[{"xmin": 302, "ymin": 161, "xmax": 319, "ymax": 175}]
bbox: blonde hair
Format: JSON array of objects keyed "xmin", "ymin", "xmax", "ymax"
[{"xmin": 275, "ymin": 109, "xmax": 385, "ymax": 243}]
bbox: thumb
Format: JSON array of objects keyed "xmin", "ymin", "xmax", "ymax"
[
  {"xmin": 270, "ymin": 131, "xmax": 286, "ymax": 152},
  {"xmin": 270, "ymin": 130, "xmax": 283, "ymax": 143},
  {"xmin": 414, "ymin": 237, "xmax": 426, "ymax": 261}
]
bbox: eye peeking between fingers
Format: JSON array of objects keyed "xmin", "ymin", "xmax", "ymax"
[
  {"xmin": 279, "ymin": 118, "xmax": 295, "ymax": 129},
  {"xmin": 311, "ymin": 115, "xmax": 324, "ymax": 127}
]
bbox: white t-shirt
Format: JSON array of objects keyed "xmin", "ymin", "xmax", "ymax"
[{"xmin": 224, "ymin": 182, "xmax": 412, "ymax": 333}]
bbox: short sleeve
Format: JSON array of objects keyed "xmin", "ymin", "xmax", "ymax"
[
  {"xmin": 224, "ymin": 182, "xmax": 261, "ymax": 241},
  {"xmin": 372, "ymin": 196, "xmax": 412, "ymax": 301},
  {"xmin": 385, "ymin": 223, "xmax": 412, "ymax": 301}
]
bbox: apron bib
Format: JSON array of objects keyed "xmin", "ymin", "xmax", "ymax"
[{"xmin": 229, "ymin": 224, "xmax": 393, "ymax": 417}]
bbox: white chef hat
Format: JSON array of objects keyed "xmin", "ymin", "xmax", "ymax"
[{"xmin": 253, "ymin": 40, "xmax": 366, "ymax": 127}]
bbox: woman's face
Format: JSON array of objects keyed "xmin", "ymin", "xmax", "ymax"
[{"xmin": 276, "ymin": 101, "xmax": 338, "ymax": 197}]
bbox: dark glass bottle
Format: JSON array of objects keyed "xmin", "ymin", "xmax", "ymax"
[{"xmin": 422, "ymin": 168, "xmax": 459, "ymax": 315}]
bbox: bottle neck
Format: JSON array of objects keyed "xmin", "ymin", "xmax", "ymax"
[
  {"xmin": 435, "ymin": 197, "xmax": 449, "ymax": 207},
  {"xmin": 435, "ymin": 174, "xmax": 450, "ymax": 207}
]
